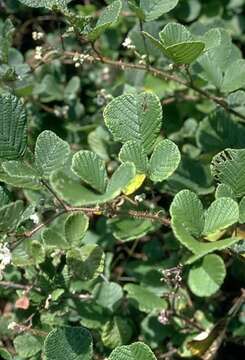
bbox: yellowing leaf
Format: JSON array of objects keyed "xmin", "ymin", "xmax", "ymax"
[{"xmin": 123, "ymin": 174, "xmax": 146, "ymax": 195}]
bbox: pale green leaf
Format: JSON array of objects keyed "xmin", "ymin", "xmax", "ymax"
[
  {"xmin": 92, "ymin": 282, "xmax": 123, "ymax": 312},
  {"xmin": 149, "ymin": 139, "xmax": 180, "ymax": 182},
  {"xmin": 2, "ymin": 160, "xmax": 40, "ymax": 189},
  {"xmin": 222, "ymin": 59, "xmax": 245, "ymax": 93},
  {"xmin": 172, "ymin": 219, "xmax": 240, "ymax": 264},
  {"xmin": 18, "ymin": 0, "xmax": 72, "ymax": 9},
  {"xmin": 165, "ymin": 41, "xmax": 205, "ymax": 64},
  {"xmin": 239, "ymin": 196, "xmax": 245, "ymax": 224},
  {"xmin": 196, "ymin": 109, "xmax": 245, "ymax": 153},
  {"xmin": 170, "ymin": 189, "xmax": 204, "ymax": 237},
  {"xmin": 119, "ymin": 140, "xmax": 149, "ymax": 174},
  {"xmin": 211, "ymin": 148, "xmax": 245, "ymax": 197},
  {"xmin": 88, "ymin": 0, "xmax": 122, "ymax": 40},
  {"xmin": 0, "ymin": 185, "xmax": 11, "ymax": 206},
  {"xmin": 108, "ymin": 342, "xmax": 157, "ymax": 360},
  {"xmin": 203, "ymin": 198, "xmax": 239, "ymax": 236},
  {"xmin": 0, "ymin": 161, "xmax": 41, "ymax": 190},
  {"xmin": 35, "ymin": 130, "xmax": 70, "ymax": 178},
  {"xmin": 50, "ymin": 163, "xmax": 135, "ymax": 206},
  {"xmin": 0, "ymin": 200, "xmax": 24, "ymax": 232},
  {"xmin": 14, "ymin": 334, "xmax": 42, "ymax": 358},
  {"xmin": 44, "ymin": 326, "xmax": 93, "ymax": 360},
  {"xmin": 42, "ymin": 228, "xmax": 69, "ymax": 250},
  {"xmin": 188, "ymin": 254, "xmax": 226, "ymax": 297},
  {"xmin": 104, "ymin": 92, "xmax": 162, "ymax": 154},
  {"xmin": 0, "ymin": 348, "xmax": 12, "ymax": 360},
  {"xmin": 102, "ymin": 317, "xmax": 133, "ymax": 349},
  {"xmin": 140, "ymin": 0, "xmax": 179, "ymax": 21},
  {"xmin": 160, "ymin": 23, "xmax": 205, "ymax": 64},
  {"xmin": 215, "ymin": 184, "xmax": 235, "ymax": 200},
  {"xmin": 71, "ymin": 150, "xmax": 108, "ymax": 193},
  {"xmin": 159, "ymin": 23, "xmax": 193, "ymax": 47},
  {"xmin": 66, "ymin": 244, "xmax": 104, "ymax": 281},
  {"xmin": 0, "ymin": 94, "xmax": 27, "ymax": 160},
  {"xmin": 106, "ymin": 162, "xmax": 136, "ymax": 197},
  {"xmin": 109, "ymin": 216, "xmax": 154, "ymax": 242},
  {"xmin": 124, "ymin": 284, "xmax": 166, "ymax": 313},
  {"xmin": 65, "ymin": 213, "xmax": 89, "ymax": 246}
]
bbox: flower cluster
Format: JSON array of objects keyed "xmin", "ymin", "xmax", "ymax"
[
  {"xmin": 122, "ymin": 37, "xmax": 136, "ymax": 50},
  {"xmin": 73, "ymin": 53, "xmax": 94, "ymax": 68},
  {"xmin": 32, "ymin": 31, "xmax": 44, "ymax": 41},
  {"xmin": 34, "ymin": 46, "xmax": 43, "ymax": 60},
  {"xmin": 0, "ymin": 243, "xmax": 11, "ymax": 280}
]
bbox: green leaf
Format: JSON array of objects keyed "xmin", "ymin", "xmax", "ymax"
[
  {"xmin": 104, "ymin": 92, "xmax": 162, "ymax": 154},
  {"xmin": 119, "ymin": 140, "xmax": 149, "ymax": 174},
  {"xmin": 42, "ymin": 228, "xmax": 69, "ymax": 250},
  {"xmin": 172, "ymin": 219, "xmax": 240, "ymax": 264},
  {"xmin": 211, "ymin": 148, "xmax": 245, "ymax": 197},
  {"xmin": 0, "ymin": 185, "xmax": 11, "ymax": 206},
  {"xmin": 106, "ymin": 162, "xmax": 136, "ymax": 197},
  {"xmin": 88, "ymin": 0, "xmax": 122, "ymax": 41},
  {"xmin": 14, "ymin": 334, "xmax": 42, "ymax": 358},
  {"xmin": 50, "ymin": 163, "xmax": 135, "ymax": 206},
  {"xmin": 239, "ymin": 197, "xmax": 245, "ymax": 224},
  {"xmin": 188, "ymin": 254, "xmax": 226, "ymax": 297},
  {"xmin": 72, "ymin": 150, "xmax": 108, "ymax": 193},
  {"xmin": 124, "ymin": 284, "xmax": 166, "ymax": 313},
  {"xmin": 159, "ymin": 23, "xmax": 193, "ymax": 46},
  {"xmin": 203, "ymin": 198, "xmax": 239, "ymax": 236},
  {"xmin": 66, "ymin": 244, "xmax": 104, "ymax": 281},
  {"xmin": 44, "ymin": 326, "xmax": 93, "ymax": 360},
  {"xmin": 149, "ymin": 139, "xmax": 180, "ymax": 182},
  {"xmin": 2, "ymin": 160, "xmax": 40, "ymax": 188},
  {"xmin": 35, "ymin": 130, "xmax": 70, "ymax": 178},
  {"xmin": 65, "ymin": 213, "xmax": 89, "ymax": 246},
  {"xmin": 196, "ymin": 109, "xmax": 245, "ymax": 153},
  {"xmin": 0, "ymin": 94, "xmax": 27, "ymax": 160},
  {"xmin": 222, "ymin": 59, "xmax": 245, "ymax": 93},
  {"xmin": 0, "ymin": 348, "xmax": 12, "ymax": 360},
  {"xmin": 109, "ymin": 216, "xmax": 154, "ymax": 242},
  {"xmin": 108, "ymin": 342, "xmax": 157, "ymax": 360},
  {"xmin": 215, "ymin": 184, "xmax": 235, "ymax": 200},
  {"xmin": 102, "ymin": 316, "xmax": 133, "ymax": 349},
  {"xmin": 92, "ymin": 282, "xmax": 123, "ymax": 312},
  {"xmin": 0, "ymin": 200, "xmax": 24, "ymax": 232},
  {"xmin": 140, "ymin": 0, "xmax": 179, "ymax": 21},
  {"xmin": 0, "ymin": 161, "xmax": 41, "ymax": 190},
  {"xmin": 143, "ymin": 23, "xmax": 204, "ymax": 64},
  {"xmin": 170, "ymin": 189, "xmax": 204, "ymax": 237},
  {"xmin": 18, "ymin": 0, "xmax": 72, "ymax": 9}
]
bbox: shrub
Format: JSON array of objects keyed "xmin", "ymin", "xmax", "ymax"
[{"xmin": 0, "ymin": 0, "xmax": 245, "ymax": 359}]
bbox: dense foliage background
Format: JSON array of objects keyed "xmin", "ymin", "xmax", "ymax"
[{"xmin": 0, "ymin": 0, "xmax": 245, "ymax": 359}]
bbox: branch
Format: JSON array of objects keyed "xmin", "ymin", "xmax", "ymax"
[{"xmin": 63, "ymin": 51, "xmax": 245, "ymax": 123}]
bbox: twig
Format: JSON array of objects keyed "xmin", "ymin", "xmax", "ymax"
[
  {"xmin": 0, "ymin": 281, "xmax": 40, "ymax": 292},
  {"xmin": 41, "ymin": 179, "xmax": 69, "ymax": 211},
  {"xmin": 64, "ymin": 52, "xmax": 245, "ymax": 123}
]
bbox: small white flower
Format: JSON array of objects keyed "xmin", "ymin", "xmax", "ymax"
[
  {"xmin": 8, "ymin": 321, "xmax": 18, "ymax": 331},
  {"xmin": 0, "ymin": 244, "xmax": 11, "ymax": 280},
  {"xmin": 30, "ymin": 213, "xmax": 39, "ymax": 224},
  {"xmin": 34, "ymin": 46, "xmax": 43, "ymax": 60},
  {"xmin": 32, "ymin": 31, "xmax": 44, "ymax": 41},
  {"xmin": 122, "ymin": 37, "xmax": 135, "ymax": 50}
]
